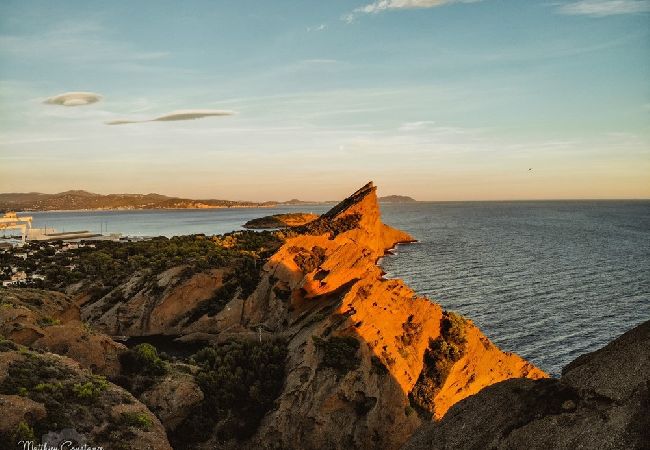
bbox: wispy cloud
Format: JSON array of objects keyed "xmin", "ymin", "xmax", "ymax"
[
  {"xmin": 106, "ymin": 109, "xmax": 235, "ymax": 125},
  {"xmin": 557, "ymin": 0, "xmax": 650, "ymax": 16},
  {"xmin": 0, "ymin": 19, "xmax": 170, "ymax": 69},
  {"xmin": 307, "ymin": 24, "xmax": 327, "ymax": 32},
  {"xmin": 344, "ymin": 0, "xmax": 481, "ymax": 22},
  {"xmin": 398, "ymin": 120, "xmax": 437, "ymax": 131}
]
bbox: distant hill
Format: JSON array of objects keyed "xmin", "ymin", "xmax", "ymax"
[
  {"xmin": 0, "ymin": 190, "xmax": 302, "ymax": 211},
  {"xmin": 378, "ymin": 195, "xmax": 417, "ymax": 203}
]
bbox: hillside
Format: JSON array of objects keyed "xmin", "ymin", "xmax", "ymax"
[{"xmin": 0, "ymin": 190, "xmax": 318, "ymax": 211}]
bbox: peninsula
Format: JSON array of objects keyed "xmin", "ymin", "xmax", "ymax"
[{"xmin": 243, "ymin": 212, "xmax": 319, "ymax": 229}]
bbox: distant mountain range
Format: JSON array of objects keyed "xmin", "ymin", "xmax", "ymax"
[
  {"xmin": 0, "ymin": 190, "xmax": 322, "ymax": 212},
  {"xmin": 0, "ymin": 190, "xmax": 417, "ymax": 212}
]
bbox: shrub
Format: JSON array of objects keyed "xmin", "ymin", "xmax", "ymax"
[
  {"xmin": 37, "ymin": 316, "xmax": 61, "ymax": 327},
  {"xmin": 119, "ymin": 412, "xmax": 152, "ymax": 431},
  {"xmin": 0, "ymin": 338, "xmax": 18, "ymax": 352},
  {"xmin": 313, "ymin": 335, "xmax": 360, "ymax": 374},
  {"xmin": 120, "ymin": 343, "xmax": 167, "ymax": 376},
  {"xmin": 14, "ymin": 422, "xmax": 35, "ymax": 443},
  {"xmin": 72, "ymin": 375, "xmax": 109, "ymax": 401}
]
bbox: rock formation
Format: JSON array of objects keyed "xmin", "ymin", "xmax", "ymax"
[
  {"xmin": 0, "ymin": 345, "xmax": 171, "ymax": 449},
  {"xmin": 225, "ymin": 182, "xmax": 546, "ymax": 449},
  {"xmin": 402, "ymin": 319, "xmax": 650, "ymax": 450},
  {"xmin": 1, "ymin": 181, "xmax": 552, "ymax": 449},
  {"xmin": 0, "ymin": 289, "xmax": 125, "ymax": 377}
]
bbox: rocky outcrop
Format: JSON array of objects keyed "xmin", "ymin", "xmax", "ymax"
[
  {"xmin": 139, "ymin": 368, "xmax": 204, "ymax": 431},
  {"xmin": 243, "ymin": 213, "xmax": 319, "ymax": 229},
  {"xmin": 0, "ymin": 289, "xmax": 125, "ymax": 376},
  {"xmin": 224, "ymin": 182, "xmax": 546, "ymax": 450},
  {"xmin": 80, "ymin": 267, "xmax": 229, "ymax": 336},
  {"xmin": 402, "ymin": 320, "xmax": 650, "ymax": 450},
  {"xmin": 0, "ymin": 347, "xmax": 172, "ymax": 450}
]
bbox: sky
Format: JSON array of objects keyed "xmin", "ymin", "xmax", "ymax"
[{"xmin": 0, "ymin": 0, "xmax": 648, "ymax": 201}]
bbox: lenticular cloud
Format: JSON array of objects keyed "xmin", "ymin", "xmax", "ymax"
[
  {"xmin": 44, "ymin": 92, "xmax": 103, "ymax": 106},
  {"xmin": 106, "ymin": 109, "xmax": 235, "ymax": 125}
]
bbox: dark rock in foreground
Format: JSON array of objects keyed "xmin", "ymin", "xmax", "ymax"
[{"xmin": 402, "ymin": 320, "xmax": 650, "ymax": 450}]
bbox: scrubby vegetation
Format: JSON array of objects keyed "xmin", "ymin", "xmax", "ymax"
[
  {"xmin": 114, "ymin": 343, "xmax": 168, "ymax": 395},
  {"xmin": 120, "ymin": 343, "xmax": 168, "ymax": 376},
  {"xmin": 1, "ymin": 232, "xmax": 281, "ymax": 297},
  {"xmin": 313, "ymin": 335, "xmax": 361, "ymax": 375},
  {"xmin": 119, "ymin": 411, "xmax": 153, "ymax": 431},
  {"xmin": 170, "ymin": 339, "xmax": 288, "ymax": 448},
  {"xmin": 0, "ymin": 351, "xmax": 127, "ymax": 446},
  {"xmin": 292, "ymin": 245, "xmax": 326, "ymax": 273},
  {"xmin": 294, "ymin": 213, "xmax": 362, "ymax": 239},
  {"xmin": 409, "ymin": 311, "xmax": 467, "ymax": 418},
  {"xmin": 0, "ymin": 422, "xmax": 36, "ymax": 450}
]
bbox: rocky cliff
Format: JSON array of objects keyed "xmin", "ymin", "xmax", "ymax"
[
  {"xmin": 402, "ymin": 319, "xmax": 650, "ymax": 450},
  {"xmin": 216, "ymin": 182, "xmax": 546, "ymax": 449},
  {"xmin": 1, "ymin": 182, "xmax": 549, "ymax": 449}
]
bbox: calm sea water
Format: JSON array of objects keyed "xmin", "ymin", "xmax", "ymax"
[{"xmin": 14, "ymin": 201, "xmax": 650, "ymax": 376}]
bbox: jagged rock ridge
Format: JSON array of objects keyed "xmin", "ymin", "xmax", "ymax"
[{"xmin": 222, "ymin": 181, "xmax": 547, "ymax": 449}]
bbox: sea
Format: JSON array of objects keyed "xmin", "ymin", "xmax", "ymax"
[{"xmin": 12, "ymin": 201, "xmax": 650, "ymax": 376}]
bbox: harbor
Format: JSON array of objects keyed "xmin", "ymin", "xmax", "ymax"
[{"xmin": 0, "ymin": 211, "xmax": 122, "ymax": 245}]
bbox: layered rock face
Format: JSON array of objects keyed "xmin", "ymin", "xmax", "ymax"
[
  {"xmin": 402, "ymin": 319, "xmax": 650, "ymax": 450},
  {"xmin": 229, "ymin": 182, "xmax": 546, "ymax": 450},
  {"xmin": 0, "ymin": 289, "xmax": 125, "ymax": 376}
]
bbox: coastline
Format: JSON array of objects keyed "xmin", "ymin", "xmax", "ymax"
[{"xmin": 15, "ymin": 203, "xmax": 335, "ymax": 214}]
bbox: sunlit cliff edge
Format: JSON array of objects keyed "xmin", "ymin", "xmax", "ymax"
[{"xmin": 222, "ymin": 181, "xmax": 547, "ymax": 449}]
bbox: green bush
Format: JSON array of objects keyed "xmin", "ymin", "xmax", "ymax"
[
  {"xmin": 14, "ymin": 422, "xmax": 35, "ymax": 443},
  {"xmin": 37, "ymin": 316, "xmax": 61, "ymax": 327},
  {"xmin": 72, "ymin": 375, "xmax": 109, "ymax": 401},
  {"xmin": 119, "ymin": 343, "xmax": 167, "ymax": 376},
  {"xmin": 313, "ymin": 335, "xmax": 360, "ymax": 374},
  {"xmin": 119, "ymin": 412, "xmax": 152, "ymax": 430}
]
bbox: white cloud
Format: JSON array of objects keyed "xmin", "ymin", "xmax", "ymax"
[
  {"xmin": 344, "ymin": 0, "xmax": 481, "ymax": 22},
  {"xmin": 398, "ymin": 120, "xmax": 437, "ymax": 131},
  {"xmin": 44, "ymin": 92, "xmax": 103, "ymax": 107},
  {"xmin": 307, "ymin": 24, "xmax": 328, "ymax": 32},
  {"xmin": 557, "ymin": 0, "xmax": 650, "ymax": 16},
  {"xmin": 106, "ymin": 109, "xmax": 235, "ymax": 125}
]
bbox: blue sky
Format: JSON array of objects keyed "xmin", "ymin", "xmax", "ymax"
[{"xmin": 0, "ymin": 0, "xmax": 648, "ymax": 200}]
